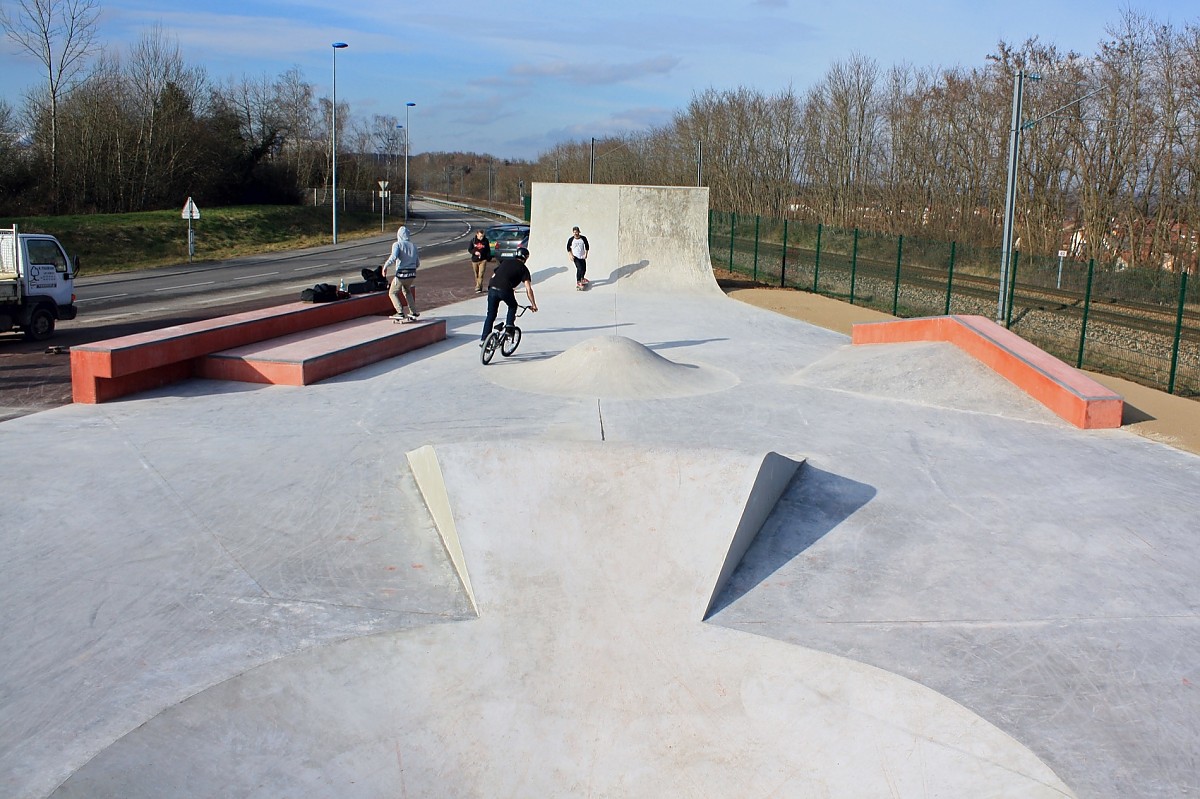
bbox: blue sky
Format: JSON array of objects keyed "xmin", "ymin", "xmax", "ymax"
[{"xmin": 1, "ymin": 0, "xmax": 1197, "ymax": 160}]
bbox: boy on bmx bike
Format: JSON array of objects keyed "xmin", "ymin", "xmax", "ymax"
[{"xmin": 480, "ymin": 247, "xmax": 538, "ymax": 352}]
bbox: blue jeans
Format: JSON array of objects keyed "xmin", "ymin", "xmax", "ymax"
[{"xmin": 482, "ymin": 286, "xmax": 517, "ymax": 341}]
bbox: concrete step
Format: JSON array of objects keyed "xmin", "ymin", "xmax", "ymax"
[{"xmin": 197, "ymin": 316, "xmax": 446, "ymax": 386}]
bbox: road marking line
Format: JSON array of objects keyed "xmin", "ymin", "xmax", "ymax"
[
  {"xmin": 294, "ymin": 263, "xmax": 332, "ymax": 271},
  {"xmin": 76, "ymin": 293, "xmax": 128, "ymax": 303},
  {"xmin": 233, "ymin": 272, "xmax": 279, "ymax": 280},
  {"xmin": 200, "ymin": 291, "xmax": 269, "ymax": 302},
  {"xmin": 155, "ymin": 281, "xmax": 214, "ymax": 291}
]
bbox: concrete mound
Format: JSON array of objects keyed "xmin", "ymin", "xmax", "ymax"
[{"xmin": 489, "ymin": 334, "xmax": 737, "ymax": 399}]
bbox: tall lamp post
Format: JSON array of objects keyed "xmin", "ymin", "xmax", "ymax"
[
  {"xmin": 997, "ymin": 71, "xmax": 1099, "ymax": 324},
  {"xmin": 330, "ymin": 42, "xmax": 348, "ymax": 244},
  {"xmin": 997, "ymin": 69, "xmax": 1032, "ymax": 324},
  {"xmin": 404, "ymin": 101, "xmax": 415, "ymax": 224},
  {"xmin": 394, "ymin": 124, "xmax": 403, "ymax": 216}
]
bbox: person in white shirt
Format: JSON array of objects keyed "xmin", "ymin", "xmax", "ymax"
[{"xmin": 566, "ymin": 226, "xmax": 590, "ymax": 288}]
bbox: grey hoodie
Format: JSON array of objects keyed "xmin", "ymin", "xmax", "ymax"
[{"xmin": 383, "ymin": 226, "xmax": 420, "ymax": 279}]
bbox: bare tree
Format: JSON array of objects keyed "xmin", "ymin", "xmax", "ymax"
[
  {"xmin": 271, "ymin": 67, "xmax": 322, "ymax": 188},
  {"xmin": 0, "ymin": 97, "xmax": 31, "ymax": 211},
  {"xmin": 1175, "ymin": 21, "xmax": 1200, "ymax": 274},
  {"xmin": 55, "ymin": 54, "xmax": 126, "ymax": 210},
  {"xmin": 798, "ymin": 55, "xmax": 883, "ymax": 227},
  {"xmin": 124, "ymin": 24, "xmax": 208, "ymax": 208},
  {"xmin": 369, "ymin": 114, "xmax": 402, "ymax": 182},
  {"xmin": 1, "ymin": 0, "xmax": 100, "ymax": 204}
]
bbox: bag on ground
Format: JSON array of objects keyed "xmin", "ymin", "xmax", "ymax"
[{"xmin": 301, "ymin": 283, "xmax": 339, "ymax": 303}]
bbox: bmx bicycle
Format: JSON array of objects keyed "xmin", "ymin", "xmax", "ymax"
[{"xmin": 480, "ymin": 304, "xmax": 531, "ymax": 365}]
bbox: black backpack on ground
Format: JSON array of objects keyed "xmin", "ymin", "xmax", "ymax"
[
  {"xmin": 301, "ymin": 283, "xmax": 339, "ymax": 303},
  {"xmin": 360, "ymin": 266, "xmax": 388, "ymax": 291}
]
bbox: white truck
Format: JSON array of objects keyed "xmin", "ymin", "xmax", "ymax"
[{"xmin": 0, "ymin": 225, "xmax": 79, "ymax": 341}]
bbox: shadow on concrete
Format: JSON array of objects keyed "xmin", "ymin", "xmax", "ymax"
[
  {"xmin": 536, "ymin": 322, "xmax": 635, "ymax": 335},
  {"xmin": 615, "ymin": 260, "xmax": 650, "ymax": 280},
  {"xmin": 493, "ymin": 333, "xmax": 729, "ymax": 366},
  {"xmin": 595, "ymin": 260, "xmax": 650, "ymax": 287},
  {"xmin": 707, "ymin": 465, "xmax": 876, "ymax": 617},
  {"xmin": 485, "ymin": 350, "xmax": 557, "ymax": 365},
  {"xmin": 531, "ymin": 266, "xmax": 569, "ymax": 285},
  {"xmin": 645, "ymin": 338, "xmax": 730, "ymax": 353},
  {"xmin": 1121, "ymin": 402, "xmax": 1156, "ymax": 425}
]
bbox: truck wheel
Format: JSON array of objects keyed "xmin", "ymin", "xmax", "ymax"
[{"xmin": 23, "ymin": 308, "xmax": 55, "ymax": 341}]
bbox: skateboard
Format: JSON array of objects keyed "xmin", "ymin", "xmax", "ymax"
[
  {"xmin": 576, "ymin": 280, "xmax": 590, "ymax": 291},
  {"xmin": 392, "ymin": 316, "xmax": 420, "ymax": 324}
]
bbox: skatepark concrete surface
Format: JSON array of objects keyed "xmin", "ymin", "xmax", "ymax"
[{"xmin": 3, "ymin": 183, "xmax": 1199, "ymax": 798}]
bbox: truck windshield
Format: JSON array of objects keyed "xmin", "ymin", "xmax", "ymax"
[{"xmin": 27, "ymin": 240, "xmax": 69, "ymax": 271}]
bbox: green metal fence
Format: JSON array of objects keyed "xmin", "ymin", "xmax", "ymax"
[{"xmin": 710, "ymin": 210, "xmax": 1200, "ymax": 397}]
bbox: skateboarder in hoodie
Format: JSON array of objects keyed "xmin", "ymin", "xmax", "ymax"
[{"xmin": 382, "ymin": 226, "xmax": 421, "ymax": 321}]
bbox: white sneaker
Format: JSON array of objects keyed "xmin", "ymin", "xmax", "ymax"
[{"xmin": 390, "ymin": 313, "xmax": 404, "ymax": 320}]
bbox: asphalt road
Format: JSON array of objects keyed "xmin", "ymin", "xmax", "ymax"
[{"xmin": 0, "ymin": 202, "xmax": 501, "ymax": 422}]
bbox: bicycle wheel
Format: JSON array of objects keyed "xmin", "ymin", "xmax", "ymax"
[
  {"xmin": 500, "ymin": 326, "xmax": 522, "ymax": 357},
  {"xmin": 481, "ymin": 332, "xmax": 499, "ymax": 364}
]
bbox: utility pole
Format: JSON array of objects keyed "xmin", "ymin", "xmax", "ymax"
[
  {"xmin": 997, "ymin": 69, "xmax": 1029, "ymax": 324},
  {"xmin": 997, "ymin": 72, "xmax": 1099, "ymax": 325}
]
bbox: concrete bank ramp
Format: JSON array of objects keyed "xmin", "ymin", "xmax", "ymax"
[
  {"xmin": 53, "ymin": 443, "xmax": 1071, "ymax": 798},
  {"xmin": 487, "ymin": 334, "xmax": 738, "ymax": 399},
  {"xmin": 790, "ymin": 341, "xmax": 1065, "ymax": 424}
]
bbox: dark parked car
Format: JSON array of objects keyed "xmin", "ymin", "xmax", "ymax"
[{"xmin": 486, "ymin": 223, "xmax": 530, "ymax": 260}]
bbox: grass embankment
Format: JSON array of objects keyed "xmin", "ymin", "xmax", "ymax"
[{"xmin": 1, "ymin": 206, "xmax": 388, "ymax": 275}]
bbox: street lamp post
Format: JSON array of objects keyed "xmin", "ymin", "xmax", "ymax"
[
  {"xmin": 997, "ymin": 69, "xmax": 1030, "ymax": 324},
  {"xmin": 404, "ymin": 102, "xmax": 415, "ymax": 224},
  {"xmin": 330, "ymin": 42, "xmax": 348, "ymax": 244},
  {"xmin": 394, "ymin": 124, "xmax": 403, "ymax": 216},
  {"xmin": 997, "ymin": 72, "xmax": 1099, "ymax": 325}
]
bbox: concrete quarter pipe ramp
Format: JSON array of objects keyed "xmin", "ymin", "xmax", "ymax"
[{"xmin": 528, "ymin": 183, "xmax": 723, "ymax": 296}]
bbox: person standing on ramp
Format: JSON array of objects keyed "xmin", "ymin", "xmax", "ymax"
[{"xmin": 567, "ymin": 226, "xmax": 590, "ymax": 289}]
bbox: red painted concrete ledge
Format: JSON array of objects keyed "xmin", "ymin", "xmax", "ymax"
[
  {"xmin": 851, "ymin": 315, "xmax": 1124, "ymax": 429},
  {"xmin": 71, "ymin": 293, "xmax": 395, "ymax": 403},
  {"xmin": 198, "ymin": 317, "xmax": 445, "ymax": 386}
]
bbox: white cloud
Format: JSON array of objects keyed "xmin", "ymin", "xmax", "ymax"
[{"xmin": 510, "ymin": 55, "xmax": 680, "ymax": 86}]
